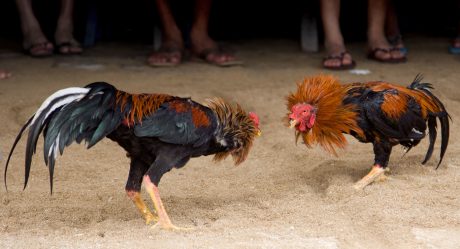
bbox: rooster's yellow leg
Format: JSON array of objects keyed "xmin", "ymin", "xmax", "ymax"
[
  {"xmin": 375, "ymin": 168, "xmax": 390, "ymax": 182},
  {"xmin": 126, "ymin": 190, "xmax": 158, "ymax": 225},
  {"xmin": 143, "ymin": 175, "xmax": 190, "ymax": 231},
  {"xmin": 353, "ymin": 165, "xmax": 385, "ymax": 190}
]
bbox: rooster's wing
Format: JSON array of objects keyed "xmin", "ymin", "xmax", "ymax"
[{"xmin": 134, "ymin": 100, "xmax": 217, "ymax": 147}]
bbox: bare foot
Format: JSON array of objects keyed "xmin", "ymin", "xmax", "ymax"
[{"xmin": 0, "ymin": 69, "xmax": 11, "ymax": 80}]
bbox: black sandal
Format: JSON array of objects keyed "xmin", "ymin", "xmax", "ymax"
[
  {"xmin": 56, "ymin": 41, "xmax": 83, "ymax": 55},
  {"xmin": 322, "ymin": 51, "xmax": 356, "ymax": 70},
  {"xmin": 387, "ymin": 34, "xmax": 408, "ymax": 55},
  {"xmin": 23, "ymin": 42, "xmax": 54, "ymax": 58},
  {"xmin": 367, "ymin": 47, "xmax": 407, "ymax": 63}
]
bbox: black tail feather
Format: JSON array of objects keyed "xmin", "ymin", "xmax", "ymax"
[
  {"xmin": 49, "ymin": 157, "xmax": 55, "ymax": 194},
  {"xmin": 421, "ymin": 88, "xmax": 450, "ymax": 169},
  {"xmin": 437, "ymin": 111, "xmax": 450, "ymax": 169},
  {"xmin": 409, "ymin": 74, "xmax": 434, "ymax": 91},
  {"xmin": 402, "ymin": 146, "xmax": 413, "ymax": 158},
  {"xmin": 411, "ymin": 76, "xmax": 450, "ymax": 168},
  {"xmin": 24, "ymin": 96, "xmax": 71, "ymax": 190},
  {"xmin": 4, "ymin": 115, "xmax": 34, "ymax": 191},
  {"xmin": 422, "ymin": 116, "xmax": 437, "ymax": 164},
  {"xmin": 408, "ymin": 76, "xmax": 450, "ymax": 168},
  {"xmin": 5, "ymin": 83, "xmax": 123, "ymax": 194}
]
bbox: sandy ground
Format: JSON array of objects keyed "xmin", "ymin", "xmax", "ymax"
[{"xmin": 0, "ymin": 38, "xmax": 459, "ymax": 249}]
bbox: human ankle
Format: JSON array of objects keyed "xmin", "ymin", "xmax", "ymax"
[{"xmin": 324, "ymin": 42, "xmax": 346, "ymax": 54}]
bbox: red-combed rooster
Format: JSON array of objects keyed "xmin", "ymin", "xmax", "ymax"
[
  {"xmin": 286, "ymin": 75, "xmax": 449, "ymax": 189},
  {"xmin": 4, "ymin": 82, "xmax": 261, "ymax": 230}
]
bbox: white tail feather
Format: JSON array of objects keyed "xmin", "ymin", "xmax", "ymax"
[{"xmin": 29, "ymin": 87, "xmax": 90, "ymax": 128}]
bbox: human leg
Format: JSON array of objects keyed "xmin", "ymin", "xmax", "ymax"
[
  {"xmin": 55, "ymin": 0, "xmax": 83, "ymax": 54},
  {"xmin": 320, "ymin": 0, "xmax": 354, "ymax": 69},
  {"xmin": 385, "ymin": 1, "xmax": 407, "ymax": 54},
  {"xmin": 15, "ymin": 0, "xmax": 53, "ymax": 57},
  {"xmin": 448, "ymin": 1, "xmax": 460, "ymax": 54},
  {"xmin": 190, "ymin": 0, "xmax": 241, "ymax": 66},
  {"xmin": 148, "ymin": 0, "xmax": 185, "ymax": 66},
  {"xmin": 367, "ymin": 0, "xmax": 406, "ymax": 62}
]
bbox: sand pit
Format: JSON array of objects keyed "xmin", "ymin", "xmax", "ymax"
[{"xmin": 0, "ymin": 38, "xmax": 459, "ymax": 248}]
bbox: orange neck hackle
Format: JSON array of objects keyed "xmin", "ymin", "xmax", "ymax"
[
  {"xmin": 286, "ymin": 75, "xmax": 364, "ymax": 155},
  {"xmin": 206, "ymin": 98, "xmax": 259, "ymax": 165},
  {"xmin": 115, "ymin": 91, "xmax": 173, "ymax": 124}
]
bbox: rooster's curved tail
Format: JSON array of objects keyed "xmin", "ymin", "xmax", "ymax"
[
  {"xmin": 4, "ymin": 82, "xmax": 124, "ymax": 193},
  {"xmin": 408, "ymin": 75, "xmax": 450, "ymax": 169}
]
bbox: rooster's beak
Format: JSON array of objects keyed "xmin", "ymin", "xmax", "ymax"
[
  {"xmin": 289, "ymin": 119, "xmax": 298, "ymax": 129},
  {"xmin": 256, "ymin": 129, "xmax": 262, "ymax": 137}
]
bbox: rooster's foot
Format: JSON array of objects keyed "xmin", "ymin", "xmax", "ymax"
[
  {"xmin": 144, "ymin": 212, "xmax": 159, "ymax": 225},
  {"xmin": 353, "ymin": 165, "xmax": 385, "ymax": 190},
  {"xmin": 150, "ymin": 221, "xmax": 193, "ymax": 231}
]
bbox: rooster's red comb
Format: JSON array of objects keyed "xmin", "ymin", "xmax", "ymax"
[{"xmin": 248, "ymin": 112, "xmax": 260, "ymax": 128}]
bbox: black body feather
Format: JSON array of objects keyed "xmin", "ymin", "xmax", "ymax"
[{"xmin": 344, "ymin": 76, "xmax": 450, "ymax": 169}]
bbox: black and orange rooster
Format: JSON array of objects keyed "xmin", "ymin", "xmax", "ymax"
[
  {"xmin": 286, "ymin": 75, "xmax": 449, "ymax": 189},
  {"xmin": 5, "ymin": 82, "xmax": 261, "ymax": 230}
]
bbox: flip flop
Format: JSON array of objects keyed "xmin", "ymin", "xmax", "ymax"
[
  {"xmin": 23, "ymin": 42, "xmax": 54, "ymax": 58},
  {"xmin": 387, "ymin": 35, "xmax": 408, "ymax": 55},
  {"xmin": 367, "ymin": 47, "xmax": 407, "ymax": 63},
  {"xmin": 449, "ymin": 46, "xmax": 460, "ymax": 54},
  {"xmin": 194, "ymin": 46, "xmax": 243, "ymax": 67},
  {"xmin": 56, "ymin": 40, "xmax": 83, "ymax": 55},
  {"xmin": 148, "ymin": 47, "xmax": 185, "ymax": 67},
  {"xmin": 322, "ymin": 51, "xmax": 356, "ymax": 70}
]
